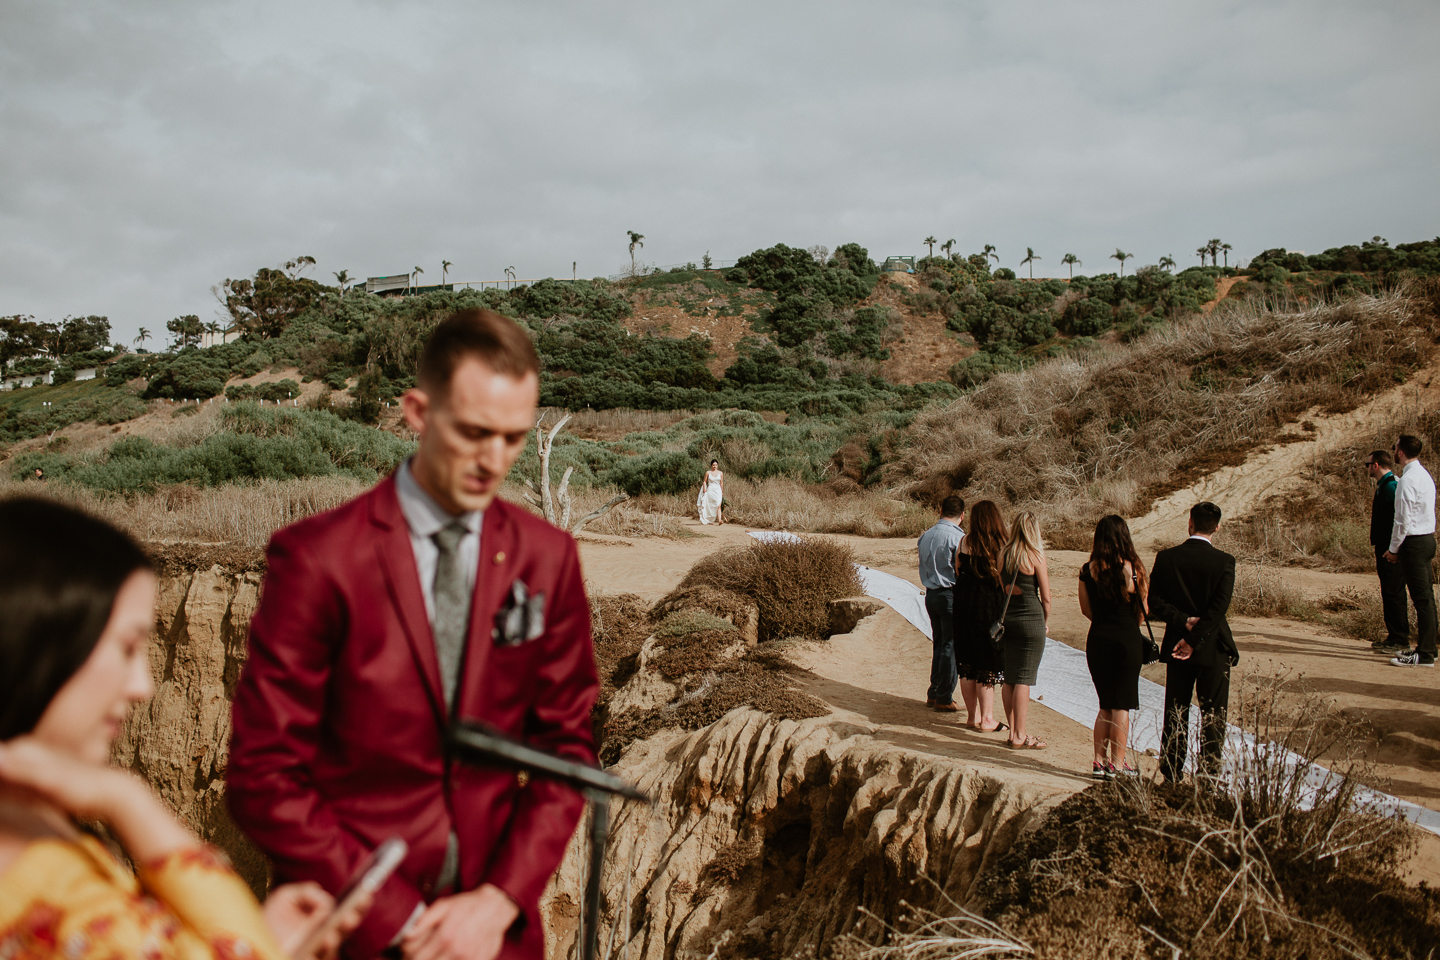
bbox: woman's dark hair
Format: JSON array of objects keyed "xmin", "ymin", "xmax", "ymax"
[
  {"xmin": 1090, "ymin": 514, "xmax": 1146, "ymax": 606},
  {"xmin": 0, "ymin": 498, "xmax": 152, "ymax": 739},
  {"xmin": 966, "ymin": 501, "xmax": 1007, "ymax": 585}
]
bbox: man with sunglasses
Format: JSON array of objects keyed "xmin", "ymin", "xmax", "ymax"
[
  {"xmin": 1366, "ymin": 450, "xmax": 1408, "ymax": 655},
  {"xmin": 1382, "ymin": 434, "xmax": 1437, "ymax": 668}
]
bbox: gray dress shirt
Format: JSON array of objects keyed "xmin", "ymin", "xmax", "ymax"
[{"xmin": 395, "ymin": 459, "xmax": 483, "ymax": 623}]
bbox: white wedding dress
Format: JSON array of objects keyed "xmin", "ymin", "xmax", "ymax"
[{"xmin": 697, "ymin": 471, "xmax": 723, "ymax": 524}]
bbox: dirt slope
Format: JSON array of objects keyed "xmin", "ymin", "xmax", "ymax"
[{"xmin": 1130, "ymin": 359, "xmax": 1440, "ymax": 551}]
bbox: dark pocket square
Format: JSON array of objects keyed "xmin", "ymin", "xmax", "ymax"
[{"xmin": 494, "ymin": 580, "xmax": 546, "ymax": 647}]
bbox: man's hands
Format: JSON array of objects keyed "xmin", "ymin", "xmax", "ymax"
[
  {"xmin": 403, "ymin": 884, "xmax": 519, "ymax": 960},
  {"xmin": 1166, "ymin": 616, "xmax": 1203, "ymax": 660},
  {"xmin": 1384, "ymin": 551, "xmax": 1399, "ymax": 563}
]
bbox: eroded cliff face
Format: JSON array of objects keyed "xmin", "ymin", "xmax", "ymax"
[
  {"xmin": 542, "ymin": 709, "xmax": 1067, "ymax": 960},
  {"xmin": 112, "ymin": 565, "xmax": 269, "ymax": 892}
]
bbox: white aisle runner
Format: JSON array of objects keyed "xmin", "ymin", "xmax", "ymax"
[{"xmin": 749, "ymin": 531, "xmax": 1440, "ymax": 837}]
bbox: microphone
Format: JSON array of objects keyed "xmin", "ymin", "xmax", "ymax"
[{"xmin": 448, "ymin": 721, "xmax": 650, "ymax": 802}]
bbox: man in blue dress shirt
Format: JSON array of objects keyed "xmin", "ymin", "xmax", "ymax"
[{"xmin": 918, "ymin": 496, "xmax": 966, "ymax": 711}]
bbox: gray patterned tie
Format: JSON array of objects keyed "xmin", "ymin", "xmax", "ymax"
[{"xmin": 431, "ymin": 520, "xmax": 470, "ymax": 711}]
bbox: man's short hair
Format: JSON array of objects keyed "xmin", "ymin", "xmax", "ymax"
[
  {"xmin": 1370, "ymin": 449, "xmax": 1394, "ymax": 469},
  {"xmin": 1397, "ymin": 434, "xmax": 1424, "ymax": 460},
  {"xmin": 417, "ymin": 308, "xmax": 540, "ymax": 398},
  {"xmin": 1190, "ymin": 501, "xmax": 1222, "ymax": 535},
  {"xmin": 940, "ymin": 495, "xmax": 966, "ymax": 519}
]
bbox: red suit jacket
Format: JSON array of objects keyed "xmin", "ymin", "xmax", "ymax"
[{"xmin": 227, "ymin": 476, "xmax": 598, "ymax": 960}]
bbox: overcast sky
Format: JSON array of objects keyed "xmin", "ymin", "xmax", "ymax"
[{"xmin": 3, "ymin": 0, "xmax": 1437, "ymax": 345}]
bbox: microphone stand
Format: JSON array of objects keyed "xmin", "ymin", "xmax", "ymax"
[{"xmin": 448, "ymin": 721, "xmax": 649, "ymax": 960}]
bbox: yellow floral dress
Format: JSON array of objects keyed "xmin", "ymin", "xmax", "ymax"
[{"xmin": 0, "ymin": 837, "xmax": 287, "ymax": 960}]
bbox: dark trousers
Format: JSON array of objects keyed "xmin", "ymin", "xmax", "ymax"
[
  {"xmin": 1161, "ymin": 658, "xmax": 1230, "ymax": 782},
  {"xmin": 1376, "ymin": 545, "xmax": 1411, "ymax": 646},
  {"xmin": 1398, "ymin": 534, "xmax": 1438, "ymax": 661},
  {"xmin": 925, "ymin": 588, "xmax": 957, "ymax": 704}
]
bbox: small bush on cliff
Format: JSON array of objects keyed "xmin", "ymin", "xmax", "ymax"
[{"xmin": 668, "ymin": 537, "xmax": 863, "ymax": 643}]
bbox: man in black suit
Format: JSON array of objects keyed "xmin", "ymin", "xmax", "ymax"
[{"xmin": 1148, "ymin": 502, "xmax": 1238, "ymax": 782}]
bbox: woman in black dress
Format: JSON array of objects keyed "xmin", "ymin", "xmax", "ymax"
[
  {"xmin": 952, "ymin": 501, "xmax": 1007, "ymax": 732},
  {"xmin": 1078, "ymin": 514, "xmax": 1149, "ymax": 779}
]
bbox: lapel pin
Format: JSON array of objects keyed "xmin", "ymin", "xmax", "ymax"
[{"xmin": 494, "ymin": 551, "xmax": 506, "ymax": 564}]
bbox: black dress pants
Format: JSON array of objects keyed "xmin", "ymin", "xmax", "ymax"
[
  {"xmin": 1376, "ymin": 545, "xmax": 1411, "ymax": 646},
  {"xmin": 1398, "ymin": 534, "xmax": 1438, "ymax": 662},
  {"xmin": 1161, "ymin": 658, "xmax": 1230, "ymax": 781},
  {"xmin": 925, "ymin": 587, "xmax": 957, "ymax": 704}
]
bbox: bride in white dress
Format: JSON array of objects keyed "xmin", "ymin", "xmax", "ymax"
[{"xmin": 697, "ymin": 459, "xmax": 724, "ymax": 525}]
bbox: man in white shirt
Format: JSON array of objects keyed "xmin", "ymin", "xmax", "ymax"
[{"xmin": 1384, "ymin": 434, "xmax": 1437, "ymax": 667}]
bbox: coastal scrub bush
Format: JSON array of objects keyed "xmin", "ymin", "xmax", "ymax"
[
  {"xmin": 11, "ymin": 403, "xmax": 412, "ymax": 492},
  {"xmin": 672, "ymin": 537, "xmax": 863, "ymax": 642}
]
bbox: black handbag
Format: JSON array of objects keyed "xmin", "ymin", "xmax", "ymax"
[
  {"xmin": 988, "ymin": 564, "xmax": 1022, "ymax": 650},
  {"xmin": 1142, "ymin": 611, "xmax": 1162, "ymax": 665}
]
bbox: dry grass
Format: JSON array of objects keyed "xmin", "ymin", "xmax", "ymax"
[
  {"xmin": 670, "ymin": 536, "xmax": 863, "ymax": 642},
  {"xmin": 967, "ymin": 671, "xmax": 1431, "ymax": 960},
  {"xmin": 0, "ymin": 475, "xmax": 369, "ymax": 550},
  {"xmin": 623, "ymin": 476, "xmax": 935, "ymax": 539},
  {"xmin": 1230, "ymin": 559, "xmax": 1319, "ymax": 620},
  {"xmin": 891, "ymin": 288, "xmax": 1434, "ymax": 541}
]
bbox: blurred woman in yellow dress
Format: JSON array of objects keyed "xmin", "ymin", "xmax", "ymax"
[{"xmin": 0, "ymin": 497, "xmax": 364, "ymax": 960}]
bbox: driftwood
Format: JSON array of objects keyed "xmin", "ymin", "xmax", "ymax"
[{"xmin": 533, "ymin": 412, "xmax": 630, "ymax": 534}]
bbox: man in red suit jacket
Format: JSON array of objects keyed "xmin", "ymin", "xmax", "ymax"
[{"xmin": 227, "ymin": 308, "xmax": 598, "ymax": 960}]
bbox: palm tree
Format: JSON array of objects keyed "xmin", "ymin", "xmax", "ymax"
[
  {"xmin": 333, "ymin": 269, "xmax": 351, "ymax": 298},
  {"xmin": 442, "ymin": 260, "xmax": 452, "ymax": 286},
  {"xmin": 983, "ymin": 244, "xmax": 999, "ymax": 264},
  {"xmin": 1158, "ymin": 255, "xmax": 1176, "ymax": 273},
  {"xmin": 411, "ymin": 266, "xmax": 423, "ymax": 293},
  {"xmin": 924, "ymin": 236, "xmax": 937, "ymax": 258},
  {"xmin": 1196, "ymin": 246, "xmax": 1209, "ymax": 267},
  {"xmin": 134, "ymin": 327, "xmax": 151, "ymax": 348},
  {"xmin": 1020, "ymin": 247, "xmax": 1041, "ymax": 279},
  {"xmin": 1207, "ymin": 239, "xmax": 1222, "ymax": 267},
  {"xmin": 941, "ymin": 238, "xmax": 955, "ymax": 258},
  {"xmin": 205, "ymin": 322, "xmax": 221, "ymax": 347},
  {"xmin": 1220, "ymin": 243, "xmax": 1232, "ymax": 269},
  {"xmin": 1110, "ymin": 248, "xmax": 1133, "ymax": 277},
  {"xmin": 627, "ymin": 231, "xmax": 645, "ymax": 274},
  {"xmin": 504, "ymin": 266, "xmax": 516, "ymax": 289},
  {"xmin": 1061, "ymin": 253, "xmax": 1081, "ymax": 278}
]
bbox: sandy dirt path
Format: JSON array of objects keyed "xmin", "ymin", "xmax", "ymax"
[
  {"xmin": 1128, "ymin": 364, "xmax": 1440, "ymax": 551},
  {"xmin": 580, "ymin": 523, "xmax": 1440, "ymax": 878}
]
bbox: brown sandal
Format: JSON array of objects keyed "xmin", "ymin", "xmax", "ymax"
[{"xmin": 1007, "ymin": 735, "xmax": 1047, "ymax": 750}]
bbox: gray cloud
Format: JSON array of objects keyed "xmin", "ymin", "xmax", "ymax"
[{"xmin": 2, "ymin": 0, "xmax": 1436, "ymax": 344}]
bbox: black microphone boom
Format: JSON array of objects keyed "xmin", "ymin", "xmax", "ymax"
[{"xmin": 449, "ymin": 721, "xmax": 649, "ymax": 802}]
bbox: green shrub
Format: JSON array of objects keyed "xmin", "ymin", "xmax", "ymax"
[
  {"xmin": 51, "ymin": 365, "xmax": 76, "ymax": 385},
  {"xmin": 604, "ymin": 451, "xmax": 699, "ymax": 496}
]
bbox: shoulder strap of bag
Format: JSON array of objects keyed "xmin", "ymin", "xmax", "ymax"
[{"xmin": 996, "ymin": 561, "xmax": 1022, "ymax": 621}]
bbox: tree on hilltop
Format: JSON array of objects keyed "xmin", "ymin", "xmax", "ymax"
[
  {"xmin": 1110, "ymin": 248, "xmax": 1134, "ymax": 277},
  {"xmin": 941, "ymin": 238, "xmax": 955, "ymax": 258},
  {"xmin": 1206, "ymin": 239, "xmax": 1222, "ymax": 267},
  {"xmin": 1196, "ymin": 246, "xmax": 1209, "ymax": 267},
  {"xmin": 134, "ymin": 327, "xmax": 151, "ymax": 348},
  {"xmin": 1220, "ymin": 243, "xmax": 1232, "ymax": 268},
  {"xmin": 333, "ymin": 269, "xmax": 351, "ymax": 298},
  {"xmin": 924, "ymin": 236, "xmax": 937, "ymax": 258},
  {"xmin": 984, "ymin": 244, "xmax": 999, "ymax": 264},
  {"xmin": 166, "ymin": 314, "xmax": 203, "ymax": 350},
  {"xmin": 411, "ymin": 266, "xmax": 424, "ymax": 293},
  {"xmin": 628, "ymin": 231, "xmax": 645, "ymax": 274},
  {"xmin": 442, "ymin": 260, "xmax": 452, "ymax": 286},
  {"xmin": 1021, "ymin": 247, "xmax": 1041, "ymax": 279},
  {"xmin": 219, "ymin": 257, "xmax": 327, "ymax": 339},
  {"xmin": 1158, "ymin": 255, "xmax": 1175, "ymax": 273},
  {"xmin": 1061, "ymin": 253, "xmax": 1081, "ymax": 278}
]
